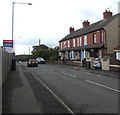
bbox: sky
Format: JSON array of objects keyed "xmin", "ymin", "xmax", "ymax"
[{"xmin": 0, "ymin": 0, "xmax": 119, "ymax": 55}]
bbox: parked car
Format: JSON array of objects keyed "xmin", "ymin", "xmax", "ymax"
[
  {"xmin": 93, "ymin": 58, "xmax": 101, "ymax": 68},
  {"xmin": 36, "ymin": 57, "xmax": 46, "ymax": 64},
  {"xmin": 27, "ymin": 59, "xmax": 38, "ymax": 67}
]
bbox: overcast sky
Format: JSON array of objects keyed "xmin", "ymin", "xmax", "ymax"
[{"xmin": 0, "ymin": 0, "xmax": 119, "ymax": 55}]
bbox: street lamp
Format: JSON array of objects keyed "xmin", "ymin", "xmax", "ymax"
[{"xmin": 12, "ymin": 2, "xmax": 32, "ymax": 41}]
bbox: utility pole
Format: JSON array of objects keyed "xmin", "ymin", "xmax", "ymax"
[
  {"xmin": 29, "ymin": 47, "xmax": 30, "ymax": 55},
  {"xmin": 39, "ymin": 39, "xmax": 41, "ymax": 46}
]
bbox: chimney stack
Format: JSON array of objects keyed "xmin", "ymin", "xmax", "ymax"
[
  {"xmin": 82, "ymin": 20, "xmax": 90, "ymax": 27},
  {"xmin": 103, "ymin": 10, "xmax": 112, "ymax": 19},
  {"xmin": 69, "ymin": 27, "xmax": 74, "ymax": 33}
]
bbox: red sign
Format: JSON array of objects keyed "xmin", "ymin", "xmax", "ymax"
[{"xmin": 3, "ymin": 40, "xmax": 13, "ymax": 43}]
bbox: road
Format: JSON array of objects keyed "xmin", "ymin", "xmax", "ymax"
[
  {"xmin": 3, "ymin": 62, "xmax": 119, "ymax": 114},
  {"xmin": 18, "ymin": 62, "xmax": 119, "ymax": 114}
]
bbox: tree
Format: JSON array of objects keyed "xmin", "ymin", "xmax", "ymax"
[{"xmin": 31, "ymin": 44, "xmax": 59, "ymax": 61}]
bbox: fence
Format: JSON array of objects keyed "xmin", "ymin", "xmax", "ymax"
[{"xmin": 0, "ymin": 48, "xmax": 14, "ymax": 88}]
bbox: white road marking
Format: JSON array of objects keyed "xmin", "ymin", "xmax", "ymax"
[
  {"xmin": 97, "ymin": 75, "xmax": 101, "ymax": 77},
  {"xmin": 28, "ymin": 70, "xmax": 75, "ymax": 115},
  {"xmin": 86, "ymin": 80, "xmax": 120, "ymax": 93},
  {"xmin": 61, "ymin": 72, "xmax": 77, "ymax": 78},
  {"xmin": 86, "ymin": 72, "xmax": 92, "ymax": 75},
  {"xmin": 50, "ymin": 68, "xmax": 54, "ymax": 71}
]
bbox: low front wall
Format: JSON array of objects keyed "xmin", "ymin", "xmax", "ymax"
[
  {"xmin": 101, "ymin": 59, "xmax": 110, "ymax": 70},
  {"xmin": 66, "ymin": 60, "xmax": 81, "ymax": 66},
  {"xmin": 52, "ymin": 60, "xmax": 81, "ymax": 66},
  {"xmin": 109, "ymin": 59, "xmax": 120, "ymax": 71}
]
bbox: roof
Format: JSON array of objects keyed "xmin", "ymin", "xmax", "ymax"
[
  {"xmin": 59, "ymin": 13, "xmax": 120, "ymax": 42},
  {"xmin": 58, "ymin": 43, "xmax": 104, "ymax": 52}
]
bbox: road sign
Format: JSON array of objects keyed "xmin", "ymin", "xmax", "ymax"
[{"xmin": 3, "ymin": 40, "xmax": 13, "ymax": 47}]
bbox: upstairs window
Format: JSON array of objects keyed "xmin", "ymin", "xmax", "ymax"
[
  {"xmin": 93, "ymin": 33, "xmax": 96, "ymax": 43},
  {"xmin": 73, "ymin": 39, "xmax": 76, "ymax": 47},
  {"xmin": 68, "ymin": 40, "xmax": 70, "ymax": 48},
  {"xmin": 64, "ymin": 41, "xmax": 66, "ymax": 48},
  {"xmin": 84, "ymin": 35, "xmax": 87, "ymax": 45},
  {"xmin": 100, "ymin": 32, "xmax": 103, "ymax": 43},
  {"xmin": 80, "ymin": 37, "xmax": 82, "ymax": 46},
  {"xmin": 60, "ymin": 42, "xmax": 63, "ymax": 49},
  {"xmin": 77, "ymin": 37, "xmax": 79, "ymax": 46}
]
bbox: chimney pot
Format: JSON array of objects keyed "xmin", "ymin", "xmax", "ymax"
[
  {"xmin": 82, "ymin": 20, "xmax": 90, "ymax": 27},
  {"xmin": 103, "ymin": 10, "xmax": 112, "ymax": 19},
  {"xmin": 69, "ymin": 27, "xmax": 74, "ymax": 33}
]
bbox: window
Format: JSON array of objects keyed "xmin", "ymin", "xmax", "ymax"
[
  {"xmin": 60, "ymin": 42, "xmax": 63, "ymax": 49},
  {"xmin": 64, "ymin": 41, "xmax": 66, "ymax": 48},
  {"xmin": 84, "ymin": 35, "xmax": 87, "ymax": 45},
  {"xmin": 77, "ymin": 37, "xmax": 79, "ymax": 46},
  {"xmin": 116, "ymin": 51, "xmax": 120, "ymax": 60},
  {"xmin": 73, "ymin": 39, "xmax": 75, "ymax": 47},
  {"xmin": 100, "ymin": 32, "xmax": 103, "ymax": 42},
  {"xmin": 80, "ymin": 37, "xmax": 82, "ymax": 46},
  {"xmin": 68, "ymin": 40, "xmax": 70, "ymax": 48},
  {"xmin": 93, "ymin": 33, "xmax": 96, "ymax": 43}
]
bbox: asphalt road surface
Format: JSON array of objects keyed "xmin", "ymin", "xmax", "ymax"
[
  {"xmin": 19, "ymin": 62, "xmax": 119, "ymax": 114},
  {"xmin": 3, "ymin": 62, "xmax": 119, "ymax": 114}
]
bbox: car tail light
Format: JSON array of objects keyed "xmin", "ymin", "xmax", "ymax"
[
  {"xmin": 29, "ymin": 62, "xmax": 31, "ymax": 64},
  {"xmin": 36, "ymin": 62, "xmax": 38, "ymax": 64}
]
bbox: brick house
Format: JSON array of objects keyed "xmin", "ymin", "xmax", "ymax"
[{"xmin": 58, "ymin": 10, "xmax": 120, "ymax": 61}]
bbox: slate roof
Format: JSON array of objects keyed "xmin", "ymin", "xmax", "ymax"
[{"xmin": 59, "ymin": 13, "xmax": 120, "ymax": 42}]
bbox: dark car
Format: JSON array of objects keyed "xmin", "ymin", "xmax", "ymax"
[
  {"xmin": 36, "ymin": 57, "xmax": 45, "ymax": 64},
  {"xmin": 93, "ymin": 58, "xmax": 101, "ymax": 68},
  {"xmin": 27, "ymin": 59, "xmax": 38, "ymax": 67}
]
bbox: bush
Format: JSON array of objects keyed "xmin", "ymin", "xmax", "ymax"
[{"xmin": 102, "ymin": 56, "xmax": 112, "ymax": 61}]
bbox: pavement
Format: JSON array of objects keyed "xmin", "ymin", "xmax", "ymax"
[
  {"xmin": 2, "ymin": 63, "xmax": 42, "ymax": 114},
  {"xmin": 2, "ymin": 62, "xmax": 119, "ymax": 114},
  {"xmin": 2, "ymin": 63, "xmax": 70, "ymax": 114}
]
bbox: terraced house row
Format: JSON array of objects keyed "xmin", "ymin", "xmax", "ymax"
[{"xmin": 58, "ymin": 10, "xmax": 120, "ymax": 61}]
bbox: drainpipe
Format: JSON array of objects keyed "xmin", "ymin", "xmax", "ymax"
[{"xmin": 103, "ymin": 29, "xmax": 107, "ymax": 55}]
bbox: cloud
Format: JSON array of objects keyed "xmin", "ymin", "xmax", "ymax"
[{"xmin": 0, "ymin": 0, "xmax": 119, "ymax": 55}]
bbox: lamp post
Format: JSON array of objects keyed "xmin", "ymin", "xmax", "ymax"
[{"xmin": 12, "ymin": 2, "xmax": 32, "ymax": 49}]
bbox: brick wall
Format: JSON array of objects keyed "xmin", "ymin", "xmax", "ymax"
[
  {"xmin": 109, "ymin": 59, "xmax": 120, "ymax": 71},
  {"xmin": 59, "ymin": 29, "xmax": 105, "ymax": 49}
]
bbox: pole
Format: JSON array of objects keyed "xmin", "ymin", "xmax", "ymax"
[
  {"xmin": 12, "ymin": 2, "xmax": 14, "ymax": 41},
  {"xmin": 29, "ymin": 47, "xmax": 30, "ymax": 55},
  {"xmin": 11, "ymin": 2, "xmax": 32, "ymax": 53}
]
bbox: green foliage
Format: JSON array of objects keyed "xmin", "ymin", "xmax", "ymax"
[
  {"xmin": 102, "ymin": 55, "xmax": 112, "ymax": 61},
  {"xmin": 31, "ymin": 45, "xmax": 59, "ymax": 61},
  {"xmin": 16, "ymin": 55, "xmax": 32, "ymax": 62}
]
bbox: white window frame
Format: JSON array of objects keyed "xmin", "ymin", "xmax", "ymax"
[
  {"xmin": 64, "ymin": 41, "xmax": 66, "ymax": 48},
  {"xmin": 80, "ymin": 37, "xmax": 82, "ymax": 46},
  {"xmin": 60, "ymin": 42, "xmax": 62, "ymax": 49},
  {"xmin": 73, "ymin": 39, "xmax": 75, "ymax": 47},
  {"xmin": 84, "ymin": 35, "xmax": 87, "ymax": 45},
  {"xmin": 68, "ymin": 40, "xmax": 70, "ymax": 48},
  {"xmin": 116, "ymin": 51, "xmax": 120, "ymax": 60},
  {"xmin": 77, "ymin": 37, "xmax": 79, "ymax": 46},
  {"xmin": 93, "ymin": 33, "xmax": 96, "ymax": 43},
  {"xmin": 100, "ymin": 32, "xmax": 103, "ymax": 42}
]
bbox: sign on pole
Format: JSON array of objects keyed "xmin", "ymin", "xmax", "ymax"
[
  {"xmin": 3, "ymin": 40, "xmax": 14, "ymax": 53},
  {"xmin": 3, "ymin": 40, "xmax": 13, "ymax": 48}
]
